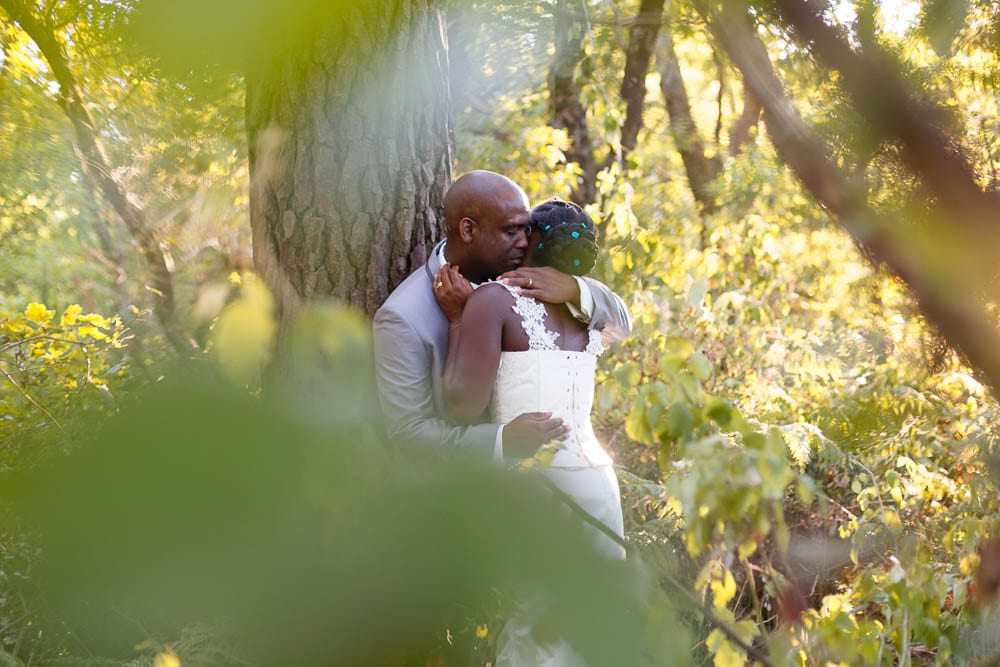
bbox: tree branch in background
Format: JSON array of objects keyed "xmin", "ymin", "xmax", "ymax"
[
  {"xmin": 550, "ymin": 0, "xmax": 598, "ymax": 206},
  {"xmin": 707, "ymin": 1, "xmax": 1000, "ymax": 392},
  {"xmin": 656, "ymin": 30, "xmax": 722, "ymax": 221},
  {"xmin": 728, "ymin": 80, "xmax": 762, "ymax": 156},
  {"xmin": 712, "ymin": 44, "xmax": 725, "ymax": 148},
  {"xmin": 617, "ymin": 0, "xmax": 666, "ymax": 161},
  {"xmin": 768, "ymin": 0, "xmax": 1000, "ymax": 234},
  {"xmin": 0, "ymin": 0, "xmax": 183, "ymax": 350}
]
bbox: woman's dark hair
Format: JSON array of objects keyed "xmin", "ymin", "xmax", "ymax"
[{"xmin": 529, "ymin": 198, "xmax": 599, "ymax": 276}]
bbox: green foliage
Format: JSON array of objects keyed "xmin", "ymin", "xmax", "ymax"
[
  {"xmin": 0, "ymin": 301, "xmax": 131, "ymax": 466},
  {"xmin": 3, "ymin": 0, "xmax": 1000, "ymax": 664},
  {"xmin": 457, "ymin": 4, "xmax": 1000, "ymax": 663},
  {"xmin": 1, "ymin": 297, "xmax": 690, "ymax": 667}
]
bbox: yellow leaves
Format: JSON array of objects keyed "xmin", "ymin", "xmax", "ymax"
[
  {"xmin": 710, "ymin": 568, "xmax": 737, "ymax": 609},
  {"xmin": 79, "ymin": 325, "xmax": 109, "ymax": 341},
  {"xmin": 211, "ymin": 276, "xmax": 276, "ymax": 387},
  {"xmin": 696, "ymin": 561, "xmax": 738, "ymax": 610},
  {"xmin": 24, "ymin": 302, "xmax": 54, "ymax": 326},
  {"xmin": 517, "ymin": 442, "xmax": 561, "ymax": 471},
  {"xmin": 2, "ymin": 316, "xmax": 32, "ymax": 335},
  {"xmin": 61, "ymin": 304, "xmax": 82, "ymax": 326},
  {"xmin": 705, "ymin": 630, "xmax": 745, "ymax": 667},
  {"xmin": 705, "ymin": 615, "xmax": 757, "ymax": 667},
  {"xmin": 610, "ymin": 204, "xmax": 636, "ymax": 240},
  {"xmin": 207, "ymin": 161, "xmax": 229, "ymax": 176},
  {"xmin": 2, "ymin": 301, "xmax": 129, "ymax": 444},
  {"xmin": 152, "ymin": 651, "xmax": 181, "ymax": 667},
  {"xmin": 78, "ymin": 312, "xmax": 111, "ymax": 328},
  {"xmin": 19, "ymin": 303, "xmax": 114, "ymax": 342},
  {"xmin": 475, "ymin": 624, "xmax": 489, "ymax": 639}
]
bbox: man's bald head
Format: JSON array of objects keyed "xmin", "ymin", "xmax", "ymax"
[
  {"xmin": 444, "ymin": 171, "xmax": 528, "ymax": 236},
  {"xmin": 442, "ymin": 171, "xmax": 532, "ymax": 283}
]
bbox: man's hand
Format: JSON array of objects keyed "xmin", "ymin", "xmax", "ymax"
[
  {"xmin": 433, "ymin": 263, "xmax": 474, "ymax": 323},
  {"xmin": 498, "ymin": 266, "xmax": 580, "ymax": 306},
  {"xmin": 503, "ymin": 412, "xmax": 570, "ymax": 458}
]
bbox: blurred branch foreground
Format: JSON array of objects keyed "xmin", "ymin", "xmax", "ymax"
[{"xmin": 1, "ymin": 292, "xmax": 687, "ymax": 666}]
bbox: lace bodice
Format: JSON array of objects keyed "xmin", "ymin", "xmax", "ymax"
[
  {"xmin": 491, "ymin": 283, "xmax": 611, "ymax": 468},
  {"xmin": 506, "ymin": 283, "xmax": 605, "ymax": 354}
]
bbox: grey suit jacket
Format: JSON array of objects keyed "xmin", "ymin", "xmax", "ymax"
[{"xmin": 372, "ymin": 240, "xmax": 633, "ymax": 458}]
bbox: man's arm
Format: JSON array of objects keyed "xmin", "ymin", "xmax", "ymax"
[
  {"xmin": 373, "ymin": 307, "xmax": 498, "ymax": 458},
  {"xmin": 497, "ymin": 267, "xmax": 632, "ymax": 343},
  {"xmin": 579, "ymin": 276, "xmax": 632, "ymax": 343}
]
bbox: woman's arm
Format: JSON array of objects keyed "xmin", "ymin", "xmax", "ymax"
[{"xmin": 435, "ymin": 269, "xmax": 508, "ymax": 423}]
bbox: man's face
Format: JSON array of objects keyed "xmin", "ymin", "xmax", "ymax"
[{"xmin": 469, "ymin": 188, "xmax": 531, "ymax": 281}]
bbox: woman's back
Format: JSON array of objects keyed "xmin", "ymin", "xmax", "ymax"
[{"xmin": 489, "ymin": 282, "xmax": 610, "ymax": 468}]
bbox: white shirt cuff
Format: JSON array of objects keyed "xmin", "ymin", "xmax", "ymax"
[
  {"xmin": 493, "ymin": 425, "xmax": 505, "ymax": 463},
  {"xmin": 566, "ymin": 276, "xmax": 594, "ymax": 323}
]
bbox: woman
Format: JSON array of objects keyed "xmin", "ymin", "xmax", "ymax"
[{"xmin": 433, "ymin": 198, "xmax": 625, "ymax": 665}]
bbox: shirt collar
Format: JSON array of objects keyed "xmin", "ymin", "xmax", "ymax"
[{"xmin": 437, "ymin": 241, "xmax": 485, "ymax": 289}]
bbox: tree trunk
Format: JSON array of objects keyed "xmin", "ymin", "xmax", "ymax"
[
  {"xmin": 656, "ymin": 31, "xmax": 723, "ymax": 218},
  {"xmin": 549, "ymin": 0, "xmax": 598, "ymax": 207},
  {"xmin": 618, "ymin": 0, "xmax": 666, "ymax": 159},
  {"xmin": 246, "ymin": 1, "xmax": 453, "ymax": 323},
  {"xmin": 728, "ymin": 81, "xmax": 762, "ymax": 156}
]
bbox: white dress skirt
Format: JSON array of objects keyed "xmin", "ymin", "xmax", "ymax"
[{"xmin": 489, "ymin": 285, "xmax": 626, "ymax": 665}]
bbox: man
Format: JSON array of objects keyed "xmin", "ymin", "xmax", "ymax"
[{"xmin": 373, "ymin": 171, "xmax": 631, "ymax": 459}]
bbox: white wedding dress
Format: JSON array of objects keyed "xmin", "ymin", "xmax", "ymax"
[{"xmin": 491, "ymin": 283, "xmax": 625, "ymax": 667}]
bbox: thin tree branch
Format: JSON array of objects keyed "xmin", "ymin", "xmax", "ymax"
[
  {"xmin": 0, "ymin": 0, "xmax": 184, "ymax": 350},
  {"xmin": 550, "ymin": 0, "xmax": 598, "ymax": 206},
  {"xmin": 0, "ymin": 365, "xmax": 66, "ymax": 435},
  {"xmin": 728, "ymin": 81, "xmax": 762, "ymax": 156},
  {"xmin": 656, "ymin": 30, "xmax": 722, "ymax": 219},
  {"xmin": 705, "ymin": 1, "xmax": 1000, "ymax": 393},
  {"xmin": 768, "ymin": 0, "xmax": 1000, "ymax": 235}
]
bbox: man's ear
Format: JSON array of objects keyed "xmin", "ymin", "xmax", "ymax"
[{"xmin": 458, "ymin": 217, "xmax": 476, "ymax": 243}]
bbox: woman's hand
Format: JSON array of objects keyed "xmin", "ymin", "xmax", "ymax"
[
  {"xmin": 433, "ymin": 263, "xmax": 473, "ymax": 324},
  {"xmin": 498, "ymin": 266, "xmax": 580, "ymax": 305}
]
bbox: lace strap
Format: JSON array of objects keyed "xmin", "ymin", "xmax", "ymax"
[
  {"xmin": 498, "ymin": 282, "xmax": 560, "ymax": 351},
  {"xmin": 586, "ymin": 329, "xmax": 605, "ymax": 355}
]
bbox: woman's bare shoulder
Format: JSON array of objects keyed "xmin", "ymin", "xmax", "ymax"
[{"xmin": 467, "ymin": 281, "xmax": 517, "ymax": 308}]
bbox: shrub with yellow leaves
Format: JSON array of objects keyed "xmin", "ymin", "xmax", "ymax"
[{"xmin": 1, "ymin": 301, "xmax": 131, "ymax": 466}]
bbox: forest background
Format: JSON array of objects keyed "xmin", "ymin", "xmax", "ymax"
[{"xmin": 1, "ymin": 0, "xmax": 1000, "ymax": 665}]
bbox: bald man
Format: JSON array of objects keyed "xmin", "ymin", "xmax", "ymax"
[{"xmin": 373, "ymin": 171, "xmax": 632, "ymax": 460}]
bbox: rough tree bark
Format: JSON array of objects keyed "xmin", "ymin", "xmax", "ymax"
[
  {"xmin": 707, "ymin": 2, "xmax": 1000, "ymax": 392},
  {"xmin": 246, "ymin": 1, "xmax": 453, "ymax": 323},
  {"xmin": 1, "ymin": 0, "xmax": 181, "ymax": 347},
  {"xmin": 549, "ymin": 0, "xmax": 598, "ymax": 207},
  {"xmin": 656, "ymin": 30, "xmax": 723, "ymax": 217}
]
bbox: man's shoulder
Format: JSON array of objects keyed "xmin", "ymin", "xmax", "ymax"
[{"xmin": 378, "ymin": 264, "xmax": 432, "ymax": 313}]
